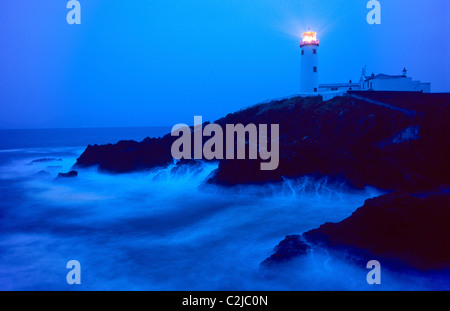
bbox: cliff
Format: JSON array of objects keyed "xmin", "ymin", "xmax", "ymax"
[
  {"xmin": 74, "ymin": 92, "xmax": 450, "ymax": 270},
  {"xmin": 75, "ymin": 92, "xmax": 450, "ymax": 192}
]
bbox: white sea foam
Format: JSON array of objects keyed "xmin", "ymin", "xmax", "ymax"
[{"xmin": 0, "ymin": 147, "xmax": 448, "ymax": 290}]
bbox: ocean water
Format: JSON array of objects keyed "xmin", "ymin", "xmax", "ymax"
[{"xmin": 0, "ymin": 128, "xmax": 448, "ymax": 290}]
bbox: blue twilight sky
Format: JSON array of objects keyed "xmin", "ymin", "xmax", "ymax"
[{"xmin": 0, "ymin": 0, "xmax": 449, "ymax": 129}]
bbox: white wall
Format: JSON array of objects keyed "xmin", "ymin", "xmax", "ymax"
[
  {"xmin": 300, "ymin": 44, "xmax": 319, "ymax": 93},
  {"xmin": 364, "ymin": 77, "xmax": 430, "ymax": 93}
]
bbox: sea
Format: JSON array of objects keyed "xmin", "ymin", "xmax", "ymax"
[{"xmin": 0, "ymin": 127, "xmax": 448, "ymax": 290}]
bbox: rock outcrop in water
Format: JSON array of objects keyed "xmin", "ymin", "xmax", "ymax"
[
  {"xmin": 301, "ymin": 192, "xmax": 450, "ymax": 271},
  {"xmin": 29, "ymin": 158, "xmax": 62, "ymax": 165},
  {"xmin": 261, "ymin": 235, "xmax": 311, "ymax": 266},
  {"xmin": 57, "ymin": 170, "xmax": 78, "ymax": 178},
  {"xmin": 75, "ymin": 137, "xmax": 175, "ymax": 173},
  {"xmin": 75, "ymin": 91, "xmax": 450, "ymax": 192},
  {"xmin": 261, "ymin": 192, "xmax": 450, "ymax": 271}
]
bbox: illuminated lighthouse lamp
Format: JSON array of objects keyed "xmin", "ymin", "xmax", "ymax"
[{"xmin": 300, "ymin": 31, "xmax": 319, "ymax": 47}]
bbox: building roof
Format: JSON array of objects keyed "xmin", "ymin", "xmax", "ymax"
[
  {"xmin": 319, "ymin": 83, "xmax": 360, "ymax": 88},
  {"xmin": 364, "ymin": 73, "xmax": 406, "ymax": 81}
]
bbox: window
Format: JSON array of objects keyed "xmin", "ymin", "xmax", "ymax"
[
  {"xmin": 313, "ymin": 49, "xmax": 317, "ymax": 54},
  {"xmin": 314, "ymin": 88, "xmax": 318, "ymax": 92},
  {"xmin": 313, "ymin": 66, "xmax": 317, "ymax": 72},
  {"xmin": 301, "ymin": 50, "xmax": 304, "ymax": 56}
]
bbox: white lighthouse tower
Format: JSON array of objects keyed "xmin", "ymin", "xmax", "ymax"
[{"xmin": 300, "ymin": 30, "xmax": 319, "ymax": 93}]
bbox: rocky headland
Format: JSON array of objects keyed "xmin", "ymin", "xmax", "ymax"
[{"xmin": 73, "ymin": 91, "xmax": 450, "ymax": 270}]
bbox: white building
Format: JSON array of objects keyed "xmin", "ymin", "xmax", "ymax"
[
  {"xmin": 297, "ymin": 30, "xmax": 431, "ymax": 98},
  {"xmin": 319, "ymin": 67, "xmax": 431, "ymax": 94},
  {"xmin": 358, "ymin": 67, "xmax": 431, "ymax": 93}
]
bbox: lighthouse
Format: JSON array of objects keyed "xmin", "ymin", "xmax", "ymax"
[{"xmin": 300, "ymin": 30, "xmax": 319, "ymax": 93}]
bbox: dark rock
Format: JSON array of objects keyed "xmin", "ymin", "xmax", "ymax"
[
  {"xmin": 73, "ymin": 92, "xmax": 450, "ymax": 192},
  {"xmin": 261, "ymin": 235, "xmax": 310, "ymax": 266},
  {"xmin": 57, "ymin": 170, "xmax": 78, "ymax": 178},
  {"xmin": 29, "ymin": 158, "xmax": 62, "ymax": 165},
  {"xmin": 208, "ymin": 93, "xmax": 450, "ymax": 192},
  {"xmin": 303, "ymin": 192, "xmax": 450, "ymax": 271},
  {"xmin": 75, "ymin": 137, "xmax": 177, "ymax": 173},
  {"xmin": 34, "ymin": 170, "xmax": 50, "ymax": 177}
]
